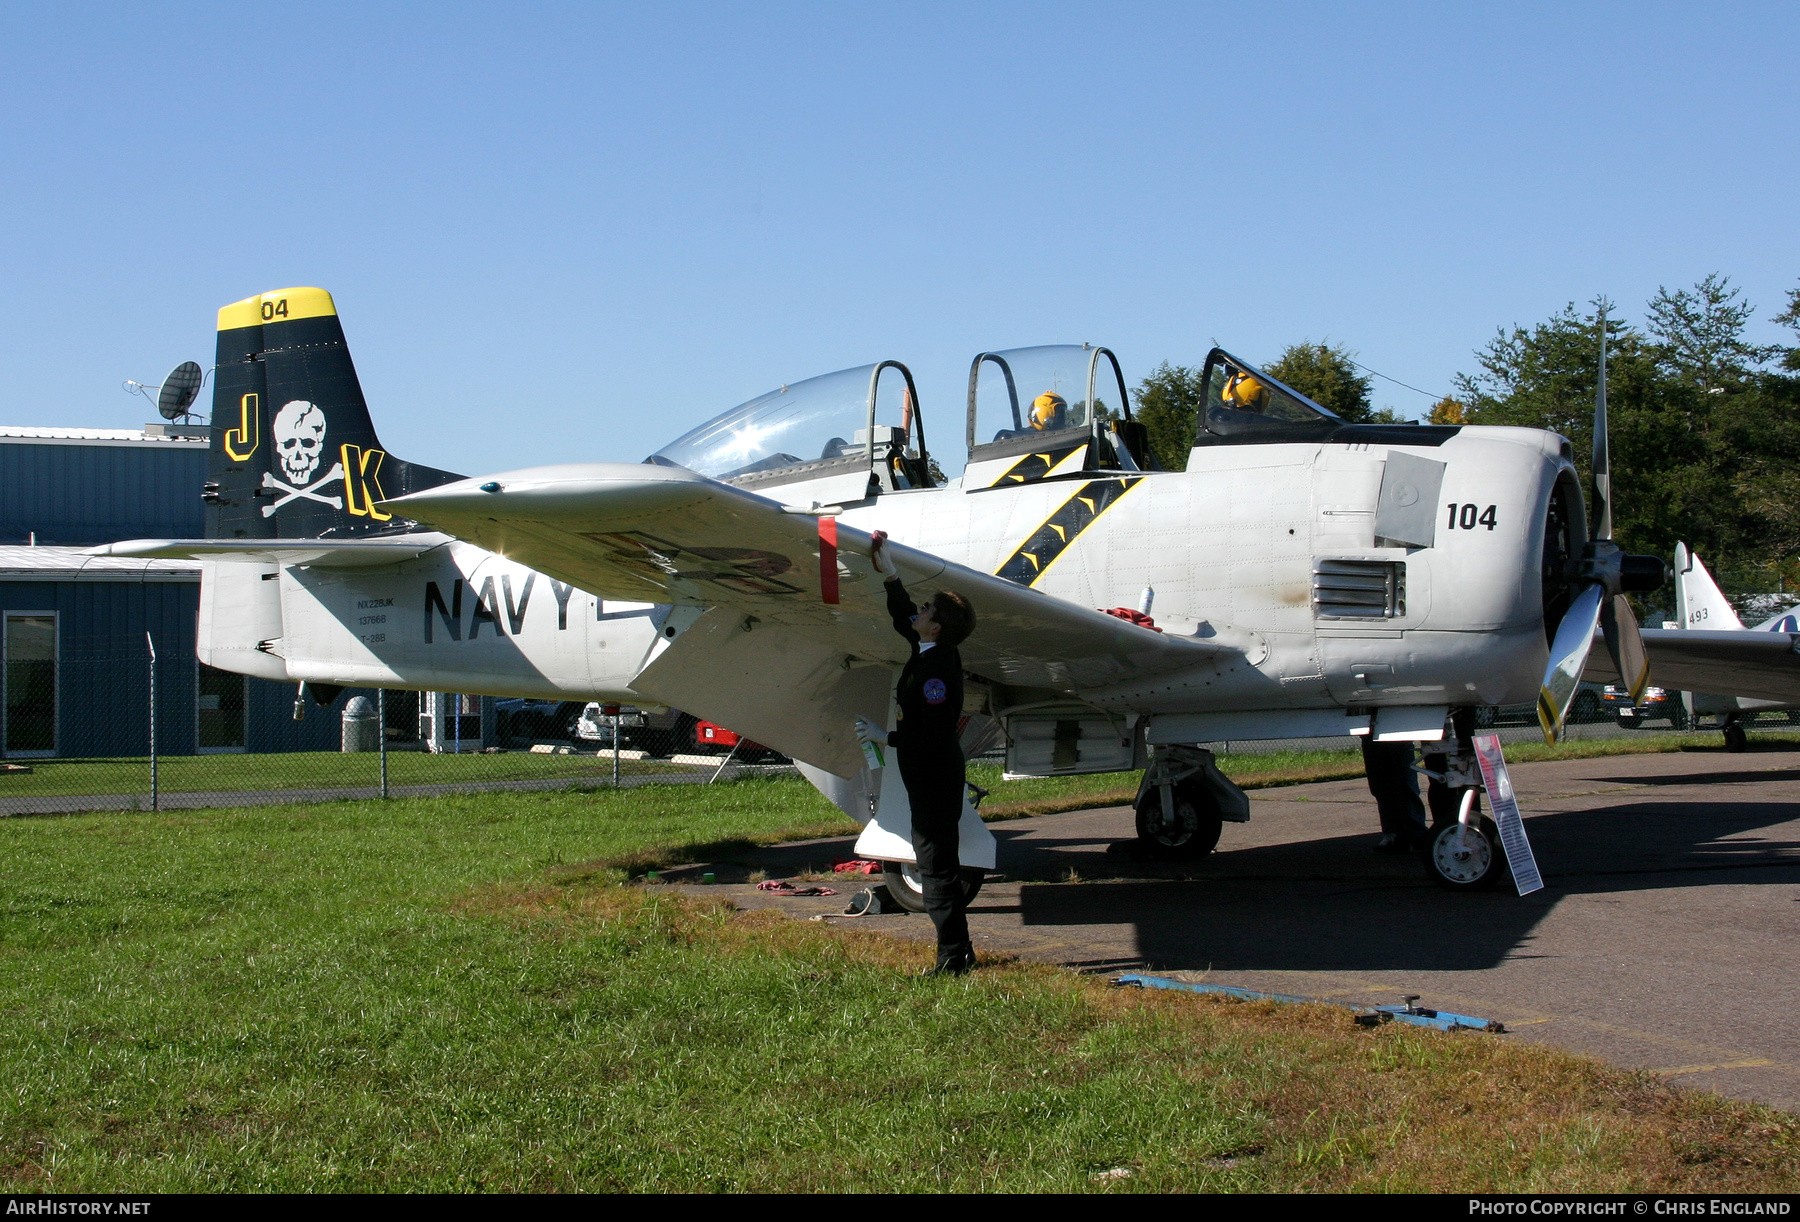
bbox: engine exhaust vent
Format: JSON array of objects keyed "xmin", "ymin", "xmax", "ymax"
[{"xmin": 1313, "ymin": 559, "xmax": 1405, "ymax": 619}]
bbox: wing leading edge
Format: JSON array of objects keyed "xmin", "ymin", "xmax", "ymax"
[{"xmin": 1584, "ymin": 627, "xmax": 1800, "ymax": 705}]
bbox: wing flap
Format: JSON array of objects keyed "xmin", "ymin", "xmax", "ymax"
[{"xmin": 634, "ymin": 608, "xmax": 895, "ymax": 777}]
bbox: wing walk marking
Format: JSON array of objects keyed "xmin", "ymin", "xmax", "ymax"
[
  {"xmin": 988, "ymin": 443, "xmax": 1087, "ymax": 487},
  {"xmin": 994, "ymin": 477, "xmax": 1140, "ymax": 587}
]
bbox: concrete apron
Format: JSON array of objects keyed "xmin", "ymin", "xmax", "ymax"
[{"xmin": 668, "ymin": 747, "xmax": 1800, "ymax": 1115}]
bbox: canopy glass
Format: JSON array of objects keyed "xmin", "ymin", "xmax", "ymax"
[
  {"xmin": 648, "ymin": 361, "xmax": 931, "ymax": 492},
  {"xmin": 1194, "ymin": 348, "xmax": 1341, "ymax": 445}
]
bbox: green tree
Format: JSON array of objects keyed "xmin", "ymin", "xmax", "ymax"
[
  {"xmin": 1133, "ymin": 362, "xmax": 1206, "ymax": 473},
  {"xmin": 1645, "ymin": 273, "xmax": 1777, "ymax": 390},
  {"xmin": 1454, "ymin": 283, "xmax": 1800, "ymax": 604},
  {"xmin": 1263, "ymin": 341, "xmax": 1375, "ymax": 421},
  {"xmin": 1773, "ymin": 280, "xmax": 1800, "ymax": 372}
]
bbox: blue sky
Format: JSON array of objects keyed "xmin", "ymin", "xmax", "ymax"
[{"xmin": 2, "ymin": 2, "xmax": 1795, "ymax": 476}]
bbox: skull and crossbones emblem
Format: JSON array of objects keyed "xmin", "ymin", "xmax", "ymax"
[{"xmin": 261, "ymin": 400, "xmax": 345, "ymax": 516}]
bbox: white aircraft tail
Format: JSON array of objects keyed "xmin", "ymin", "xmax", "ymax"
[{"xmin": 1675, "ymin": 542, "xmax": 1743, "ymax": 631}]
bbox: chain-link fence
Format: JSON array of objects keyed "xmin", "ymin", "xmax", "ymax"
[
  {"xmin": 0, "ymin": 636, "xmax": 800, "ymax": 816},
  {"xmin": 0, "ymin": 636, "xmax": 1771, "ymax": 817}
]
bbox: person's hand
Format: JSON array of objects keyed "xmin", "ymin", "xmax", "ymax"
[
  {"xmin": 854, "ymin": 716, "xmax": 888, "ymax": 746},
  {"xmin": 870, "ymin": 530, "xmax": 899, "ymax": 579}
]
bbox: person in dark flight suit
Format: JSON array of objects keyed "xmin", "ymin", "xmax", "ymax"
[{"xmin": 856, "ymin": 532, "xmax": 979, "ymax": 976}]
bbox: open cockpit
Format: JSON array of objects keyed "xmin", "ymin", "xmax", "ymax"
[{"xmin": 964, "ymin": 344, "xmax": 1152, "ymax": 489}]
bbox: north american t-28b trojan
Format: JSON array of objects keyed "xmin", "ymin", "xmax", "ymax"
[{"xmin": 103, "ymin": 288, "xmax": 1666, "ymax": 897}]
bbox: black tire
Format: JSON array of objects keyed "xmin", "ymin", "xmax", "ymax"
[
  {"xmin": 1134, "ymin": 779, "xmax": 1224, "ymax": 861},
  {"xmin": 1723, "ymin": 722, "xmax": 1748, "ymax": 753},
  {"xmin": 879, "ymin": 863, "xmax": 985, "ymax": 914},
  {"xmin": 1425, "ymin": 815, "xmax": 1506, "ymax": 892}
]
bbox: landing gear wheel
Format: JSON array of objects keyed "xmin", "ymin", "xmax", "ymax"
[
  {"xmin": 1134, "ymin": 780, "xmax": 1224, "ymax": 861},
  {"xmin": 1723, "ymin": 722, "xmax": 1748, "ymax": 753},
  {"xmin": 1425, "ymin": 816, "xmax": 1506, "ymax": 892},
  {"xmin": 879, "ymin": 863, "xmax": 985, "ymax": 914}
]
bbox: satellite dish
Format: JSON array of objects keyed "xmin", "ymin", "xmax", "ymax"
[{"xmin": 156, "ymin": 361, "xmax": 204, "ymax": 421}]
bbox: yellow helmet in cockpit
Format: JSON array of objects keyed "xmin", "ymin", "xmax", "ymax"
[
  {"xmin": 1221, "ymin": 370, "xmax": 1267, "ymax": 411},
  {"xmin": 1029, "ymin": 392, "xmax": 1067, "ymax": 430}
]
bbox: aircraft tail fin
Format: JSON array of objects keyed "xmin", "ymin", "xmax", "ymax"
[
  {"xmin": 205, "ymin": 288, "xmax": 462, "ymax": 540},
  {"xmin": 1674, "ymin": 542, "xmax": 1744, "ymax": 631}
]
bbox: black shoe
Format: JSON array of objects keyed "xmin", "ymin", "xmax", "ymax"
[
  {"xmin": 1372, "ymin": 833, "xmax": 1413, "ymax": 856},
  {"xmin": 923, "ymin": 945, "xmax": 976, "ymax": 977}
]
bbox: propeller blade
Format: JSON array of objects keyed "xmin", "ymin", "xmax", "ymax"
[
  {"xmin": 1592, "ymin": 304, "xmax": 1612, "ymax": 541},
  {"xmin": 1537, "ymin": 581, "xmax": 1606, "ymax": 743},
  {"xmin": 1601, "ymin": 592, "xmax": 1651, "ymax": 702}
]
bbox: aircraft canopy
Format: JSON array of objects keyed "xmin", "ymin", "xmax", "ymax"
[
  {"xmin": 1195, "ymin": 348, "xmax": 1342, "ymax": 445},
  {"xmin": 647, "ymin": 361, "xmax": 932, "ymax": 493}
]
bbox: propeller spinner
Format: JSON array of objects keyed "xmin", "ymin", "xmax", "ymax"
[{"xmin": 1536, "ymin": 305, "xmax": 1668, "ymax": 743}]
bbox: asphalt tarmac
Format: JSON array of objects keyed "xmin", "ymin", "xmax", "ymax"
[{"xmin": 700, "ymin": 745, "xmax": 1800, "ymax": 1114}]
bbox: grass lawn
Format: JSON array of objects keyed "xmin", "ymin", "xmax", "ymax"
[
  {"xmin": 0, "ymin": 749, "xmax": 689, "ymax": 798},
  {"xmin": 3, "ymin": 753, "xmax": 1798, "ymax": 1192}
]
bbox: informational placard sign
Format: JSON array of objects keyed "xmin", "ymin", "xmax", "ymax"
[{"xmin": 1472, "ymin": 733, "xmax": 1543, "ymax": 895}]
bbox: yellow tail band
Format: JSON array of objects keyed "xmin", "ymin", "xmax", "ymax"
[{"xmin": 217, "ymin": 287, "xmax": 337, "ymax": 331}]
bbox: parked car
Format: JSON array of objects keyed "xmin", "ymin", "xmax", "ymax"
[
  {"xmin": 1601, "ymin": 684, "xmax": 1687, "ymax": 729},
  {"xmin": 494, "ymin": 698, "xmax": 584, "ymax": 744},
  {"xmin": 1474, "ymin": 684, "xmax": 1603, "ymax": 728},
  {"xmin": 572, "ymin": 702, "xmax": 644, "ymax": 748},
  {"xmin": 571, "ymin": 704, "xmax": 696, "ymax": 757},
  {"xmin": 692, "ymin": 720, "xmax": 786, "ymax": 762}
]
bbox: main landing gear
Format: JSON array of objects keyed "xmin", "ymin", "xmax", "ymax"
[
  {"xmin": 880, "ymin": 863, "xmax": 986, "ymax": 913},
  {"xmin": 1722, "ymin": 717, "xmax": 1749, "ymax": 753},
  {"xmin": 1131, "ymin": 745, "xmax": 1248, "ymax": 860},
  {"xmin": 878, "ymin": 780, "xmax": 989, "ymax": 914}
]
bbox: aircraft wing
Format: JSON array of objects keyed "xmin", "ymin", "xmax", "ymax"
[
  {"xmin": 390, "ymin": 463, "xmax": 1226, "ymax": 688},
  {"xmin": 389, "ymin": 464, "xmax": 1233, "ymax": 775},
  {"xmin": 90, "ymin": 535, "xmax": 454, "ymax": 569},
  {"xmin": 1584, "ymin": 627, "xmax": 1800, "ymax": 704}
]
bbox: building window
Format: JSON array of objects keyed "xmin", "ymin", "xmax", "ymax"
[
  {"xmin": 5, "ymin": 614, "xmax": 56, "ymax": 756},
  {"xmin": 197, "ymin": 664, "xmax": 247, "ymax": 752}
]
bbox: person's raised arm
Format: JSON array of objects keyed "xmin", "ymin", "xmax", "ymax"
[{"xmin": 871, "ymin": 531, "xmax": 918, "ymax": 644}]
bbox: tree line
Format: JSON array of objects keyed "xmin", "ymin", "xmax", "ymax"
[{"xmin": 1134, "ymin": 276, "xmax": 1800, "ymax": 604}]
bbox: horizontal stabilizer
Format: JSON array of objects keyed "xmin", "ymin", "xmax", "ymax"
[{"xmin": 90, "ymin": 535, "xmax": 452, "ymax": 569}]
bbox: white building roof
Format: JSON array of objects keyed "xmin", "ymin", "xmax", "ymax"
[
  {"xmin": 0, "ymin": 545, "xmax": 199, "ymax": 582},
  {"xmin": 0, "ymin": 425, "xmax": 208, "ymax": 447}
]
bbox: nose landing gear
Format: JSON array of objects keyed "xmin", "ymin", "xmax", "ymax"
[{"xmin": 1417, "ymin": 733, "xmax": 1510, "ymax": 892}]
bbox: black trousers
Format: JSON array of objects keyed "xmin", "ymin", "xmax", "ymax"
[
  {"xmin": 901, "ymin": 761, "xmax": 969, "ymax": 950},
  {"xmin": 1361, "ymin": 738, "xmax": 1428, "ymax": 837}
]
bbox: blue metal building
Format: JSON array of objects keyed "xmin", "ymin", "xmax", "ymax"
[
  {"xmin": 0, "ymin": 425, "xmax": 381, "ymax": 759},
  {"xmin": 0, "ymin": 426, "xmax": 208, "ymax": 545}
]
